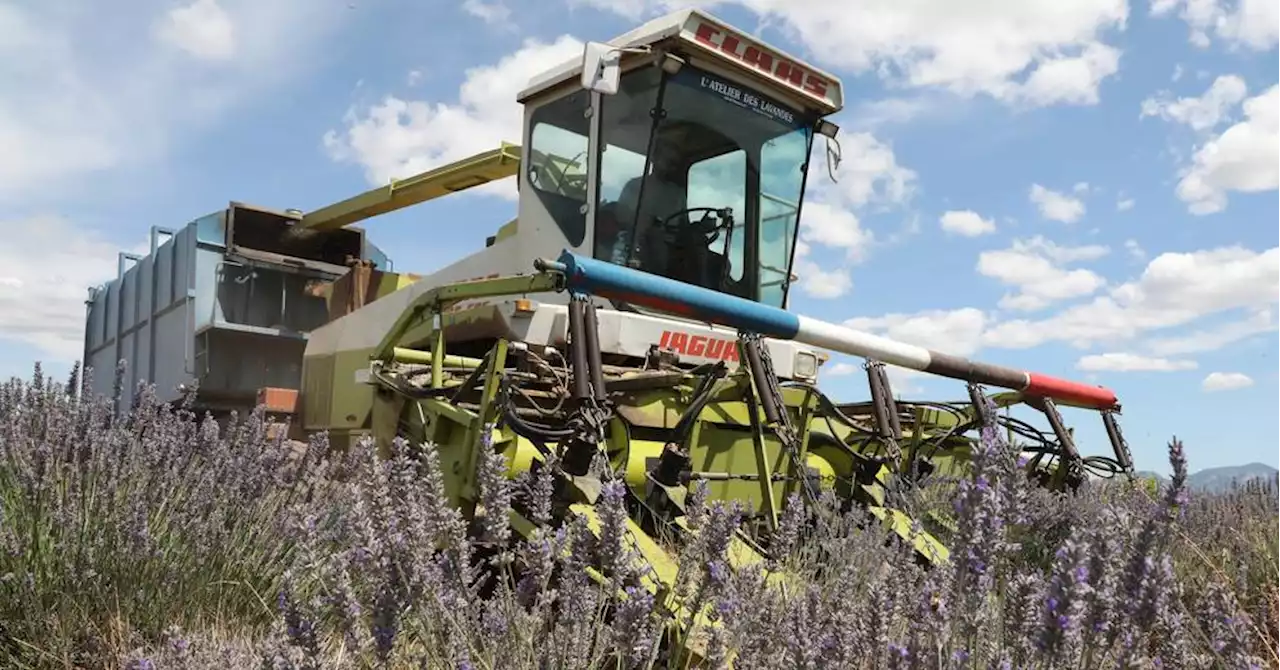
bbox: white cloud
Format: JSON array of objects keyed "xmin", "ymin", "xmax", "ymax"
[
  {"xmin": 1076, "ymin": 353, "xmax": 1197, "ymax": 372},
  {"xmin": 787, "ymin": 215, "xmax": 860, "ymax": 300},
  {"xmin": 0, "ymin": 0, "xmax": 342, "ymax": 202},
  {"xmin": 462, "ymin": 0, "xmax": 514, "ymax": 26},
  {"xmin": 819, "ymin": 132, "xmax": 917, "ymax": 210},
  {"xmin": 823, "ymin": 361, "xmax": 861, "ymax": 376},
  {"xmin": 983, "ymin": 245, "xmax": 1279, "ymax": 349},
  {"xmin": 1124, "ymin": 239, "xmax": 1146, "ymax": 261},
  {"xmin": 1173, "ymin": 84, "xmax": 1278, "ymax": 215},
  {"xmin": 1020, "ymin": 237, "xmax": 1110, "ymax": 264},
  {"xmin": 939, "ymin": 210, "xmax": 997, "ymax": 237},
  {"xmin": 830, "ymin": 241, "xmax": 1274, "ymax": 390},
  {"xmin": 0, "ymin": 0, "xmax": 345, "ymax": 364},
  {"xmin": 794, "ymin": 260, "xmax": 853, "ymax": 299},
  {"xmin": 1029, "ymin": 184, "xmax": 1087, "ymax": 223},
  {"xmin": 740, "ymin": 0, "xmax": 1126, "ymax": 107},
  {"xmin": 1117, "ymin": 197, "xmax": 1135, "ymax": 211},
  {"xmin": 0, "ymin": 5, "xmax": 121, "ymax": 198},
  {"xmin": 1147, "ymin": 309, "xmax": 1276, "ymax": 355},
  {"xmin": 1140, "ymin": 74, "xmax": 1248, "ymax": 131},
  {"xmin": 977, "ymin": 236, "xmax": 1109, "ymax": 311},
  {"xmin": 0, "ymin": 216, "xmax": 148, "ymax": 361},
  {"xmin": 152, "ymin": 0, "xmax": 237, "ymax": 61},
  {"xmin": 565, "ymin": 0, "xmax": 660, "ymax": 21},
  {"xmin": 1201, "ymin": 371, "xmax": 1255, "ymax": 392},
  {"xmin": 785, "ymin": 131, "xmax": 917, "ymax": 297},
  {"xmin": 1150, "ymin": 0, "xmax": 1279, "ymax": 51},
  {"xmin": 848, "ymin": 96, "xmax": 941, "ymax": 129},
  {"xmin": 1009, "ymin": 43, "xmax": 1122, "ymax": 107},
  {"xmin": 797, "ymin": 202, "xmax": 874, "ymax": 263},
  {"xmin": 323, "ymin": 35, "xmax": 584, "ymax": 198}
]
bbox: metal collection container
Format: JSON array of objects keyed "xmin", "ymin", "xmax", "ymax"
[{"xmin": 82, "ymin": 201, "xmax": 391, "ymax": 414}]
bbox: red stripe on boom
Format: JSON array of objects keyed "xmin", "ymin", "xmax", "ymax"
[
  {"xmin": 1024, "ymin": 373, "xmax": 1118, "ymax": 410},
  {"xmin": 596, "ymin": 289, "xmax": 701, "ymax": 319}
]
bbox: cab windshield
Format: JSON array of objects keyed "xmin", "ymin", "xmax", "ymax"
[{"xmin": 593, "ymin": 64, "xmax": 814, "ymax": 308}]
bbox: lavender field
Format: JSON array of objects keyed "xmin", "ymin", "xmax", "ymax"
[{"xmin": 1, "ymin": 363, "xmax": 1276, "ymax": 669}]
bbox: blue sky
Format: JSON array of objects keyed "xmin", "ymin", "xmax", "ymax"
[{"xmin": 0, "ymin": 0, "xmax": 1275, "ymax": 474}]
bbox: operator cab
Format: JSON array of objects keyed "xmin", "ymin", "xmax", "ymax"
[
  {"xmin": 592, "ymin": 65, "xmax": 813, "ymax": 310},
  {"xmin": 517, "ymin": 9, "xmax": 843, "ymax": 311}
]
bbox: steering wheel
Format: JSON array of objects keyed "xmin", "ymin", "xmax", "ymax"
[{"xmin": 658, "ymin": 207, "xmax": 733, "ymax": 245}]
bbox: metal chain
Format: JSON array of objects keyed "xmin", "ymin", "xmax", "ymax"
[{"xmin": 754, "ymin": 336, "xmax": 798, "ymax": 447}]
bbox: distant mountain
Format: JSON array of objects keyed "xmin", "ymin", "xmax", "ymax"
[
  {"xmin": 1134, "ymin": 470, "xmax": 1165, "ymax": 482},
  {"xmin": 1134, "ymin": 463, "xmax": 1278, "ymax": 493},
  {"xmin": 1187, "ymin": 463, "xmax": 1278, "ymax": 493}
]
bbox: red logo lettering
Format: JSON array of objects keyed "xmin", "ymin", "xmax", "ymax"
[
  {"xmin": 803, "ymin": 74, "xmax": 829, "ymax": 98},
  {"xmin": 741, "ymin": 46, "xmax": 773, "ymax": 72},
  {"xmin": 658, "ymin": 330, "xmax": 739, "ymax": 362},
  {"xmin": 693, "ymin": 23, "xmax": 719, "ymax": 46},
  {"xmin": 773, "ymin": 60, "xmax": 804, "ymax": 87},
  {"xmin": 690, "ymin": 22, "xmax": 831, "ymax": 102}
]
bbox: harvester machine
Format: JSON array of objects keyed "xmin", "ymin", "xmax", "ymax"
[{"xmin": 278, "ymin": 7, "xmax": 1139, "ymax": 659}]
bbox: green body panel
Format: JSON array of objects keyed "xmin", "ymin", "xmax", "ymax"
[
  {"xmin": 372, "ymin": 274, "xmax": 558, "ymax": 361},
  {"xmin": 302, "ymin": 346, "xmax": 379, "ymax": 432}
]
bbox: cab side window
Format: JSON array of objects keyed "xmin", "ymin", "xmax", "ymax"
[{"xmin": 527, "ymin": 89, "xmax": 591, "ymax": 247}]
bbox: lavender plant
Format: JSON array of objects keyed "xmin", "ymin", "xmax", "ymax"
[
  {"xmin": 2, "ymin": 363, "xmax": 1275, "ymax": 669},
  {"xmin": 0, "ymin": 362, "xmax": 340, "ymax": 668}
]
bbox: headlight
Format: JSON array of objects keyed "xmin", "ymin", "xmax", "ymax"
[{"xmin": 793, "ymin": 350, "xmax": 819, "ymax": 380}]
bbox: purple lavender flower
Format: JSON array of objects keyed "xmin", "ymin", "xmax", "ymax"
[
  {"xmin": 475, "ymin": 423, "xmax": 513, "ymax": 553},
  {"xmin": 1197, "ymin": 576, "xmax": 1265, "ymax": 669},
  {"xmin": 767, "ymin": 492, "xmax": 806, "ymax": 569},
  {"xmin": 1038, "ymin": 535, "xmax": 1092, "ymax": 662},
  {"xmin": 3, "ymin": 361, "xmax": 1276, "ymax": 668},
  {"xmin": 597, "ymin": 478, "xmax": 638, "ymax": 585},
  {"xmin": 611, "ymin": 585, "xmax": 658, "ymax": 666}
]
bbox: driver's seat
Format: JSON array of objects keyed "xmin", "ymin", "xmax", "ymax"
[{"xmin": 667, "ymin": 242, "xmax": 728, "ymax": 293}]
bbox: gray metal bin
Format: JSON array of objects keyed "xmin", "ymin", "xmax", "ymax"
[{"xmin": 82, "ymin": 202, "xmax": 391, "ymax": 414}]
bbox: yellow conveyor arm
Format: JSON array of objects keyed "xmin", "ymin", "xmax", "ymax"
[{"xmin": 299, "ymin": 142, "xmax": 522, "ymax": 232}]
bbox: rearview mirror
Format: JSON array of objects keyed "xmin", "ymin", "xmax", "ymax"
[{"xmin": 581, "ymin": 41, "xmax": 620, "ymax": 95}]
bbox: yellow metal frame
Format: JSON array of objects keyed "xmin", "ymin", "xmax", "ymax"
[{"xmin": 299, "ymin": 142, "xmax": 523, "ymax": 232}]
